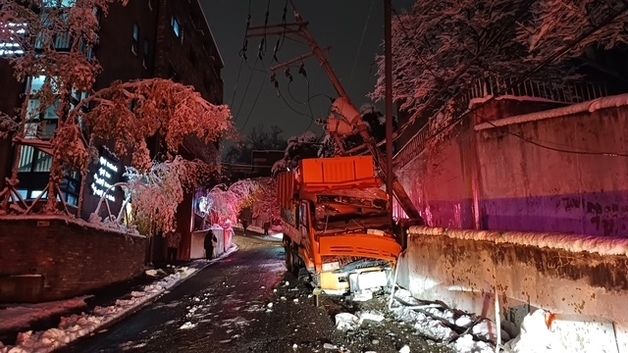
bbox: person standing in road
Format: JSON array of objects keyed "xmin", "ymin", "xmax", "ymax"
[
  {"xmin": 166, "ymin": 231, "xmax": 181, "ymax": 263},
  {"xmin": 263, "ymin": 221, "xmax": 270, "ymax": 235},
  {"xmin": 204, "ymin": 229, "xmax": 216, "ymax": 259}
]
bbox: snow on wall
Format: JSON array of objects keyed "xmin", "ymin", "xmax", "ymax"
[
  {"xmin": 398, "ymin": 227, "xmax": 628, "ymax": 352},
  {"xmin": 475, "ymin": 93, "xmax": 628, "ymax": 130},
  {"xmin": 408, "ymin": 226, "xmax": 628, "ymax": 257}
]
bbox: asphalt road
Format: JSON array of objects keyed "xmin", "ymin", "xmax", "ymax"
[{"xmin": 59, "ymin": 236, "xmax": 450, "ymax": 353}]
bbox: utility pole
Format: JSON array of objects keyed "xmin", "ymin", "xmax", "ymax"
[
  {"xmin": 246, "ymin": 1, "xmax": 423, "ymax": 222},
  {"xmin": 384, "ymin": 0, "xmax": 394, "ymax": 221}
]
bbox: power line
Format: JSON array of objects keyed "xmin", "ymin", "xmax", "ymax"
[
  {"xmin": 240, "ymin": 73, "xmax": 267, "ymax": 130},
  {"xmin": 234, "ymin": 56, "xmax": 261, "ymax": 120},
  {"xmin": 349, "ymin": 0, "xmax": 376, "ymax": 86},
  {"xmin": 228, "ymin": 58, "xmax": 245, "ymax": 108},
  {"xmin": 484, "ymin": 119, "xmax": 628, "ymax": 157}
]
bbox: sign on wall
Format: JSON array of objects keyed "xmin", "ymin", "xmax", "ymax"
[
  {"xmin": 80, "ymin": 148, "xmax": 124, "ymax": 221},
  {"xmin": 90, "ymin": 156, "xmax": 120, "ymax": 202}
]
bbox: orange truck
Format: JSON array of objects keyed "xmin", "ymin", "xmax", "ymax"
[{"xmin": 277, "ymin": 155, "xmax": 402, "ymax": 295}]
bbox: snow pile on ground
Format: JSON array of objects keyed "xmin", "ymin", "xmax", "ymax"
[
  {"xmin": 0, "ymin": 246, "xmax": 238, "ymax": 353},
  {"xmin": 389, "ymin": 289, "xmax": 496, "ymax": 353},
  {"xmin": 0, "ymin": 296, "xmax": 89, "ymax": 332},
  {"xmin": 392, "ymin": 304, "xmax": 457, "ymax": 341},
  {"xmin": 503, "ymin": 309, "xmax": 557, "ymax": 353},
  {"xmin": 453, "ymin": 334, "xmax": 494, "ymax": 353}
]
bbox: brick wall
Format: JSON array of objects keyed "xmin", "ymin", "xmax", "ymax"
[{"xmin": 0, "ymin": 216, "xmax": 147, "ymax": 303}]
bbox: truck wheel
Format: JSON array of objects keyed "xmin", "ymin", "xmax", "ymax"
[
  {"xmin": 289, "ymin": 245, "xmax": 301, "ymax": 275},
  {"xmin": 284, "ymin": 236, "xmax": 294, "ymax": 273}
]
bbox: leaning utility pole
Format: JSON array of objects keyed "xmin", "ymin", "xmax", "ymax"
[{"xmin": 246, "ymin": 1, "xmax": 423, "ymax": 222}]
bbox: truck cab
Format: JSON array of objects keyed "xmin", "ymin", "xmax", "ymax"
[{"xmin": 277, "ymin": 156, "xmax": 402, "ymax": 295}]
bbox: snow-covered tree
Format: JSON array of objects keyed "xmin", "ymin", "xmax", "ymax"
[
  {"xmin": 0, "ymin": 1, "xmax": 234, "ymax": 233},
  {"xmin": 519, "ymin": 0, "xmax": 628, "ymax": 60},
  {"xmin": 56, "ymin": 79, "xmax": 232, "ymax": 172},
  {"xmin": 122, "ymin": 156, "xmax": 218, "ymax": 236},
  {"xmin": 249, "ymin": 177, "xmax": 279, "ymax": 224},
  {"xmin": 372, "ymin": 0, "xmax": 628, "ymax": 130},
  {"xmin": 206, "ymin": 179, "xmax": 258, "ymax": 225},
  {"xmin": 203, "ymin": 177, "xmax": 279, "ymax": 227},
  {"xmin": 271, "ymin": 131, "xmax": 321, "ymax": 174},
  {"xmin": 0, "ymin": 0, "xmax": 129, "ymax": 211},
  {"xmin": 0, "ymin": 0, "xmax": 127, "ymax": 121},
  {"xmin": 54, "ymin": 78, "xmax": 232, "ymax": 228}
]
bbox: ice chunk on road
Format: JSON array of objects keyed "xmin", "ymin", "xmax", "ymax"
[
  {"xmin": 454, "ymin": 334, "xmax": 493, "ymax": 353},
  {"xmin": 399, "ymin": 344, "xmax": 410, "ymax": 353},
  {"xmin": 358, "ymin": 311, "xmax": 384, "ymax": 324},
  {"xmin": 335, "ymin": 313, "xmax": 359, "ymax": 331},
  {"xmin": 455, "ymin": 315, "xmax": 473, "ymax": 328},
  {"xmin": 179, "ymin": 321, "xmax": 196, "ymax": 330}
]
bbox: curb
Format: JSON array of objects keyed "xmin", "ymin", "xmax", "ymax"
[{"xmin": 0, "ymin": 245, "xmax": 240, "ymax": 353}]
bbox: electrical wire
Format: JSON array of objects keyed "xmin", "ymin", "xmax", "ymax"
[
  {"xmin": 234, "ymin": 57, "xmax": 261, "ymax": 120},
  {"xmin": 240, "ymin": 73, "xmax": 267, "ymax": 130},
  {"xmin": 484, "ymin": 120, "xmax": 628, "ymax": 157},
  {"xmin": 228, "ymin": 58, "xmax": 245, "ymax": 108},
  {"xmin": 349, "ymin": 0, "xmax": 376, "ymax": 86}
]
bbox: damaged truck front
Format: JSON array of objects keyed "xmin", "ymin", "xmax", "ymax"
[{"xmin": 277, "ymin": 155, "xmax": 401, "ymax": 296}]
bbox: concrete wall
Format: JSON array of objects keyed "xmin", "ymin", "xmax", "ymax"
[
  {"xmin": 398, "ymin": 227, "xmax": 628, "ymax": 352},
  {"xmin": 0, "ymin": 216, "xmax": 146, "ymax": 303},
  {"xmin": 476, "ymin": 106, "xmax": 628, "ymax": 236},
  {"xmin": 396, "ymin": 98, "xmax": 628, "ymax": 237}
]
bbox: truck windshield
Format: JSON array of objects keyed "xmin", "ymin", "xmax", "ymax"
[{"xmin": 313, "ymin": 187, "xmax": 390, "ymax": 232}]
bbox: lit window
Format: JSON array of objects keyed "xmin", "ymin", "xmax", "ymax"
[
  {"xmin": 0, "ymin": 22, "xmax": 27, "ymax": 56},
  {"xmin": 131, "ymin": 23, "xmax": 140, "ymax": 55},
  {"xmin": 171, "ymin": 17, "xmax": 182, "ymax": 41},
  {"xmin": 18, "ymin": 146, "xmax": 53, "ymax": 172},
  {"xmin": 29, "ymin": 75, "xmax": 46, "ymax": 93},
  {"xmin": 43, "ymin": 0, "xmax": 76, "ymax": 8}
]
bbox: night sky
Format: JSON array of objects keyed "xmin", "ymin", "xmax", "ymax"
[{"xmin": 201, "ymin": 0, "xmax": 414, "ymax": 139}]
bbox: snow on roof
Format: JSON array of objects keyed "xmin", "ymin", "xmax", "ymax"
[
  {"xmin": 475, "ymin": 93, "xmax": 628, "ymax": 131},
  {"xmin": 408, "ymin": 226, "xmax": 628, "ymax": 257},
  {"xmin": 468, "ymin": 94, "xmax": 562, "ymax": 110}
]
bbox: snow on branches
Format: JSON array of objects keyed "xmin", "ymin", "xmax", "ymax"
[
  {"xmin": 271, "ymin": 131, "xmax": 321, "ymax": 174},
  {"xmin": 519, "ymin": 0, "xmax": 628, "ymax": 58},
  {"xmin": 372, "ymin": 0, "xmax": 628, "ymax": 128},
  {"xmin": 0, "ymin": 0, "xmax": 128, "ymax": 111},
  {"xmin": 54, "ymin": 79, "xmax": 232, "ymax": 174},
  {"xmin": 205, "ymin": 178, "xmax": 279, "ymax": 226},
  {"xmin": 124, "ymin": 156, "xmax": 218, "ymax": 236},
  {"xmin": 249, "ymin": 177, "xmax": 280, "ymax": 224}
]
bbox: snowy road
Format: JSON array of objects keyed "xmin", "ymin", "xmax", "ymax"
[{"xmin": 59, "ymin": 236, "xmax": 450, "ymax": 353}]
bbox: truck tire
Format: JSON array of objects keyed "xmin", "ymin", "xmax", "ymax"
[
  {"xmin": 283, "ymin": 235, "xmax": 294, "ymax": 273},
  {"xmin": 289, "ymin": 245, "xmax": 301, "ymax": 275}
]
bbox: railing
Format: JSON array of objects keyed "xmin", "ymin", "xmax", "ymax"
[{"xmin": 460, "ymin": 75, "xmax": 608, "ymax": 108}]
